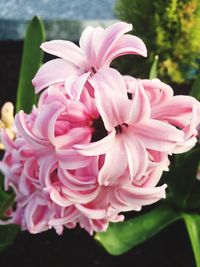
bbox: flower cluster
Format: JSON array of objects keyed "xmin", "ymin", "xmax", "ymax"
[{"xmin": 1, "ymin": 22, "xmax": 200, "ymax": 235}]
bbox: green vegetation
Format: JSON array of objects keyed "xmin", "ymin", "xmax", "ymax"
[{"xmin": 115, "ymin": 0, "xmax": 200, "ymax": 84}]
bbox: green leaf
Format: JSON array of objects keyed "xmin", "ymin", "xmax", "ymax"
[
  {"xmin": 0, "ymin": 190, "xmax": 15, "ymax": 218},
  {"xmin": 149, "ymin": 55, "xmax": 159, "ymax": 79},
  {"xmin": 95, "ymin": 204, "xmax": 180, "ymax": 255},
  {"xmin": 166, "ymin": 147, "xmax": 200, "ymax": 212},
  {"xmin": 0, "ymin": 225, "xmax": 19, "ymax": 252},
  {"xmin": 16, "ymin": 16, "xmax": 45, "ymax": 113},
  {"xmin": 184, "ymin": 214, "xmax": 200, "ymax": 267},
  {"xmin": 0, "ymin": 173, "xmax": 18, "ymax": 252},
  {"xmin": 0, "ymin": 171, "xmax": 15, "ymax": 218},
  {"xmin": 0, "ymin": 171, "xmax": 4, "ymax": 190},
  {"xmin": 190, "ymin": 73, "xmax": 200, "ymax": 100}
]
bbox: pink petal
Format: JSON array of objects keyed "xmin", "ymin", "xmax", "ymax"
[
  {"xmin": 38, "ymin": 156, "xmax": 57, "ymax": 187},
  {"xmin": 75, "ymin": 156, "xmax": 99, "ymax": 177},
  {"xmin": 57, "ymin": 168, "xmax": 96, "ymax": 191},
  {"xmin": 92, "ymin": 69, "xmax": 131, "ymax": 131},
  {"xmin": 135, "ymin": 120, "xmax": 184, "ymax": 151},
  {"xmin": 49, "ymin": 188, "xmax": 71, "ymax": 207},
  {"xmin": 49, "ymin": 207, "xmax": 80, "ymax": 226},
  {"xmin": 23, "ymin": 158, "xmax": 39, "ymax": 182},
  {"xmin": 79, "ymin": 88, "xmax": 99, "ymax": 119},
  {"xmin": 55, "ymin": 126, "xmax": 92, "ymax": 149},
  {"xmin": 40, "ymin": 40, "xmax": 86, "ymax": 67},
  {"xmin": 74, "ymin": 131, "xmax": 115, "ymax": 156},
  {"xmin": 152, "ymin": 95, "xmax": 194, "ymax": 120},
  {"xmin": 62, "ymin": 186, "xmax": 100, "ymax": 204},
  {"xmin": 75, "ymin": 204, "xmax": 106, "ymax": 220},
  {"xmin": 104, "ymin": 34, "xmax": 147, "ymax": 65},
  {"xmin": 118, "ymin": 184, "xmax": 167, "ymax": 207},
  {"xmin": 128, "ymin": 81, "xmax": 150, "ymax": 124},
  {"xmin": 183, "ymin": 104, "xmax": 199, "ymax": 139},
  {"xmin": 38, "ymin": 85, "xmax": 68, "ymax": 107},
  {"xmin": 65, "ymin": 72, "xmax": 91, "ymax": 100},
  {"xmin": 95, "ymin": 86, "xmax": 130, "ymax": 131},
  {"xmin": 24, "ymin": 197, "xmax": 50, "ymax": 233},
  {"xmin": 32, "ymin": 103, "xmax": 65, "ymax": 146},
  {"xmin": 123, "ymin": 131, "xmax": 148, "ymax": 180},
  {"xmin": 141, "ymin": 78, "xmax": 174, "ymax": 107},
  {"xmin": 91, "ymin": 67, "xmax": 127, "ymax": 95},
  {"xmin": 98, "ymin": 137, "xmax": 127, "ymax": 186},
  {"xmin": 32, "ymin": 59, "xmax": 79, "ymax": 94},
  {"xmin": 56, "ymin": 149, "xmax": 91, "ymax": 169},
  {"xmin": 59, "ymin": 98, "xmax": 92, "ymax": 123},
  {"xmin": 96, "ymin": 22, "xmax": 132, "ymax": 68},
  {"xmin": 15, "ymin": 111, "xmax": 50, "ymax": 149},
  {"xmin": 172, "ymin": 136, "xmax": 197, "ymax": 154},
  {"xmin": 79, "ymin": 26, "xmax": 98, "ymax": 65}
]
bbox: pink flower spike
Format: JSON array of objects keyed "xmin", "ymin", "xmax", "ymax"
[
  {"xmin": 76, "ymin": 68, "xmax": 196, "ymax": 186},
  {"xmin": 33, "ymin": 21, "xmax": 147, "ymax": 99},
  {"xmin": 3, "ymin": 21, "xmax": 200, "ymax": 237}
]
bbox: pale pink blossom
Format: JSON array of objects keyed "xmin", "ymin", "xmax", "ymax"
[
  {"xmin": 0, "ymin": 81, "xmax": 169, "ymax": 235},
  {"xmin": 32, "ymin": 22, "xmax": 147, "ymax": 99},
  {"xmin": 15, "ymin": 85, "xmax": 95, "ymax": 171},
  {"xmin": 0, "ymin": 129, "xmax": 166, "ymax": 235},
  {"xmin": 125, "ymin": 76, "xmax": 200, "ymax": 153},
  {"xmin": 1, "ymin": 21, "xmax": 200, "ymax": 237},
  {"xmin": 75, "ymin": 68, "xmax": 185, "ymax": 186}
]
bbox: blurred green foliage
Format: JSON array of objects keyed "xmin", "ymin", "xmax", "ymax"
[{"xmin": 115, "ymin": 0, "xmax": 200, "ymax": 84}]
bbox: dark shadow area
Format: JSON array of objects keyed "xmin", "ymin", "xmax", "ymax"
[{"xmin": 0, "ymin": 220, "xmax": 195, "ymax": 267}]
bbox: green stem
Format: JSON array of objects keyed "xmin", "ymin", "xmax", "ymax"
[{"xmin": 184, "ymin": 214, "xmax": 200, "ymax": 267}]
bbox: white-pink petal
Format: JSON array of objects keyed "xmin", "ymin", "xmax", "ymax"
[
  {"xmin": 123, "ymin": 131, "xmax": 148, "ymax": 180},
  {"xmin": 32, "ymin": 59, "xmax": 79, "ymax": 94},
  {"xmin": 15, "ymin": 111, "xmax": 50, "ymax": 149},
  {"xmin": 41, "ymin": 40, "xmax": 86, "ymax": 67},
  {"xmin": 118, "ymin": 184, "xmax": 167, "ymax": 207},
  {"xmin": 98, "ymin": 137, "xmax": 127, "ymax": 186},
  {"xmin": 97, "ymin": 22, "xmax": 132, "ymax": 68},
  {"xmin": 65, "ymin": 72, "xmax": 91, "ymax": 100},
  {"xmin": 135, "ymin": 120, "xmax": 184, "ymax": 151},
  {"xmin": 128, "ymin": 80, "xmax": 150, "ymax": 124},
  {"xmin": 104, "ymin": 34, "xmax": 147, "ymax": 65},
  {"xmin": 56, "ymin": 149, "xmax": 91, "ymax": 169},
  {"xmin": 74, "ymin": 131, "xmax": 115, "ymax": 156}
]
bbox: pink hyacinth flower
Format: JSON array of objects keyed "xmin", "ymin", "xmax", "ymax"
[
  {"xmin": 15, "ymin": 85, "xmax": 95, "ymax": 171},
  {"xmin": 125, "ymin": 76, "xmax": 200, "ymax": 153},
  {"xmin": 32, "ymin": 22, "xmax": 147, "ymax": 99},
  {"xmin": 75, "ymin": 68, "xmax": 184, "ymax": 186}
]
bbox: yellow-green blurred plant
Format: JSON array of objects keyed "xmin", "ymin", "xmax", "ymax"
[{"xmin": 115, "ymin": 0, "xmax": 200, "ymax": 84}]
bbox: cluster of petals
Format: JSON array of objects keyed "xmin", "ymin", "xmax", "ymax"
[
  {"xmin": 1, "ymin": 21, "xmax": 200, "ymax": 235},
  {"xmin": 32, "ymin": 21, "xmax": 147, "ymax": 100}
]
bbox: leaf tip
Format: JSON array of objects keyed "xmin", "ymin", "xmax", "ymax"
[{"xmin": 94, "ymin": 233, "xmax": 101, "ymax": 242}]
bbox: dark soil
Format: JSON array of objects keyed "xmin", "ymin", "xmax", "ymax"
[{"xmin": 0, "ymin": 41, "xmax": 195, "ymax": 267}]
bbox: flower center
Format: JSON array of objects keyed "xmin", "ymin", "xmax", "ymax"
[
  {"xmin": 91, "ymin": 117, "xmax": 108, "ymax": 142},
  {"xmin": 91, "ymin": 66, "xmax": 97, "ymax": 74},
  {"xmin": 115, "ymin": 123, "xmax": 129, "ymax": 134},
  {"xmin": 127, "ymin": 92, "xmax": 132, "ymax": 99}
]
